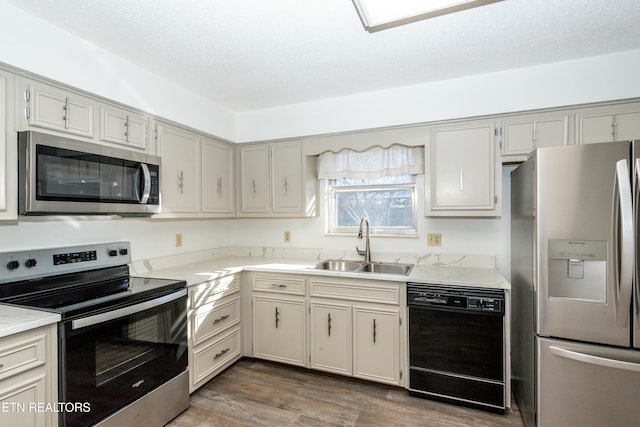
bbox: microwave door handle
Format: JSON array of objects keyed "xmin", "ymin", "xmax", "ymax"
[
  {"xmin": 139, "ymin": 163, "xmax": 151, "ymax": 204},
  {"xmin": 613, "ymin": 159, "xmax": 634, "ymax": 327}
]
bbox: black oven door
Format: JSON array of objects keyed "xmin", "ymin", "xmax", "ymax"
[{"xmin": 59, "ymin": 290, "xmax": 187, "ymax": 427}]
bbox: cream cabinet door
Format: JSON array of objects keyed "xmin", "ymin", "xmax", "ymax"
[
  {"xmin": 0, "ymin": 371, "xmax": 48, "ymax": 427},
  {"xmin": 202, "ymin": 138, "xmax": 235, "ymax": 216},
  {"xmin": 0, "ymin": 70, "xmax": 15, "ymax": 220},
  {"xmin": 310, "ymin": 302, "xmax": 351, "ymax": 375},
  {"xmin": 577, "ymin": 105, "xmax": 640, "ymax": 144},
  {"xmin": 23, "ymin": 79, "xmax": 94, "ymax": 138},
  {"xmin": 253, "ymin": 296, "xmax": 306, "ymax": 366},
  {"xmin": 502, "ymin": 114, "xmax": 568, "ymax": 157},
  {"xmin": 100, "ymin": 105, "xmax": 148, "ymax": 150},
  {"xmin": 157, "ymin": 123, "xmax": 201, "ymax": 212},
  {"xmin": 240, "ymin": 145, "xmax": 269, "ymax": 213},
  {"xmin": 353, "ymin": 306, "xmax": 400, "ymax": 385},
  {"xmin": 427, "ymin": 122, "xmax": 499, "ymax": 216},
  {"xmin": 271, "ymin": 142, "xmax": 302, "ymax": 213}
]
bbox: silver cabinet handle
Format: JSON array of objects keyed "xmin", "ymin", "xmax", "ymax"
[
  {"xmin": 271, "ymin": 283, "xmax": 287, "ymax": 289},
  {"xmin": 373, "ymin": 318, "xmax": 377, "ymax": 343},
  {"xmin": 214, "ymin": 348, "xmax": 230, "ymax": 360},
  {"xmin": 217, "ymin": 177, "xmax": 223, "ymax": 194},
  {"xmin": 124, "ymin": 115, "xmax": 130, "ymax": 142},
  {"xmin": 213, "ymin": 314, "xmax": 230, "ymax": 324},
  {"xmin": 459, "ymin": 168, "xmax": 464, "ymax": 191},
  {"xmin": 178, "ymin": 170, "xmax": 184, "ymax": 193},
  {"xmin": 251, "ymin": 179, "xmax": 256, "ymax": 197},
  {"xmin": 275, "ymin": 307, "xmax": 280, "ymax": 328},
  {"xmin": 63, "ymin": 97, "xmax": 70, "ymax": 129},
  {"xmin": 283, "ymin": 177, "xmax": 288, "ymax": 196},
  {"xmin": 613, "ymin": 159, "xmax": 633, "ymax": 326},
  {"xmin": 327, "ymin": 313, "xmax": 332, "ymax": 337},
  {"xmin": 550, "ymin": 345, "xmax": 640, "ymax": 373}
]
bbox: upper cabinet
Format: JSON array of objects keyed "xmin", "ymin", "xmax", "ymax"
[
  {"xmin": 238, "ymin": 141, "xmax": 316, "ymax": 217},
  {"xmin": 576, "ymin": 103, "xmax": 640, "ymax": 144},
  {"xmin": 156, "ymin": 122, "xmax": 202, "ymax": 213},
  {"xmin": 100, "ymin": 105, "xmax": 149, "ymax": 150},
  {"xmin": 18, "ymin": 78, "xmax": 94, "ymax": 138},
  {"xmin": 500, "ymin": 113, "xmax": 568, "ymax": 159},
  {"xmin": 426, "ymin": 121, "xmax": 501, "ymax": 217},
  {"xmin": 202, "ymin": 137, "xmax": 235, "ymax": 216},
  {"xmin": 0, "ymin": 69, "xmax": 15, "ymax": 221}
]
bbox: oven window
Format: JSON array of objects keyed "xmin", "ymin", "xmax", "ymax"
[
  {"xmin": 36, "ymin": 144, "xmax": 142, "ymax": 204},
  {"xmin": 61, "ymin": 295, "xmax": 187, "ymax": 426}
]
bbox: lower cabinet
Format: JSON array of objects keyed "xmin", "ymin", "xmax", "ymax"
[
  {"xmin": 0, "ymin": 324, "xmax": 58, "ymax": 427},
  {"xmin": 250, "ymin": 273, "xmax": 405, "ymax": 387},
  {"xmin": 253, "ymin": 296, "xmax": 306, "ymax": 366},
  {"xmin": 188, "ymin": 274, "xmax": 241, "ymax": 393}
]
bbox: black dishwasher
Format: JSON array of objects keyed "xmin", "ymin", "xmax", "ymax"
[{"xmin": 407, "ymin": 283, "xmax": 505, "ymax": 413}]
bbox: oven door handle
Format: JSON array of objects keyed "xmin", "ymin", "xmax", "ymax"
[{"xmin": 71, "ymin": 289, "xmax": 186, "ymax": 330}]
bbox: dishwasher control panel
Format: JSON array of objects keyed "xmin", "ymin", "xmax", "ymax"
[{"xmin": 407, "ymin": 283, "xmax": 504, "ymax": 314}]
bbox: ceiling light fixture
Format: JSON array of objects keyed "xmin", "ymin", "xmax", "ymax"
[{"xmin": 352, "ymin": 0, "xmax": 503, "ymax": 31}]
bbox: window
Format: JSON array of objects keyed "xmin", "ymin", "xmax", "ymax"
[{"xmin": 327, "ymin": 174, "xmax": 417, "ymax": 236}]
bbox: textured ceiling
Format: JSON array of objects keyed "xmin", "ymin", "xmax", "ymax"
[{"xmin": 4, "ymin": 0, "xmax": 640, "ymax": 112}]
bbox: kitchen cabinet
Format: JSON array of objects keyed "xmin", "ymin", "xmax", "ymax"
[
  {"xmin": 308, "ymin": 277, "xmax": 405, "ymax": 386},
  {"xmin": 238, "ymin": 141, "xmax": 316, "ymax": 217},
  {"xmin": 310, "ymin": 302, "xmax": 351, "ymax": 375},
  {"xmin": 202, "ymin": 137, "xmax": 235, "ymax": 216},
  {"xmin": 426, "ymin": 121, "xmax": 501, "ymax": 217},
  {"xmin": 99, "ymin": 105, "xmax": 148, "ymax": 150},
  {"xmin": 156, "ymin": 122, "xmax": 201, "ymax": 213},
  {"xmin": 500, "ymin": 113, "xmax": 568, "ymax": 158},
  {"xmin": 188, "ymin": 274, "xmax": 241, "ymax": 393},
  {"xmin": 0, "ymin": 69, "xmax": 15, "ymax": 221},
  {"xmin": 17, "ymin": 77, "xmax": 94, "ymax": 139},
  {"xmin": 251, "ymin": 275, "xmax": 307, "ymax": 367},
  {"xmin": 353, "ymin": 306, "xmax": 400, "ymax": 384},
  {"xmin": 576, "ymin": 103, "xmax": 640, "ymax": 144},
  {"xmin": 0, "ymin": 324, "xmax": 58, "ymax": 427}
]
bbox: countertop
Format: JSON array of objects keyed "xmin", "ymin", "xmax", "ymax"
[
  {"xmin": 131, "ymin": 254, "xmax": 510, "ymax": 290},
  {"xmin": 0, "ymin": 305, "xmax": 60, "ymax": 338}
]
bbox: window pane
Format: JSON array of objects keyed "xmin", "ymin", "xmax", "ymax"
[
  {"xmin": 333, "ymin": 174, "xmax": 413, "ymax": 187},
  {"xmin": 335, "ymin": 188, "xmax": 413, "ymax": 228}
]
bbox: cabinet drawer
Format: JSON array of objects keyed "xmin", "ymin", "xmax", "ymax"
[
  {"xmin": 0, "ymin": 329, "xmax": 46, "ymax": 381},
  {"xmin": 189, "ymin": 275, "xmax": 239, "ymax": 309},
  {"xmin": 309, "ymin": 280, "xmax": 401, "ymax": 305},
  {"xmin": 191, "ymin": 296, "xmax": 240, "ymax": 346},
  {"xmin": 192, "ymin": 328, "xmax": 241, "ymax": 385},
  {"xmin": 253, "ymin": 276, "xmax": 305, "ymax": 295}
]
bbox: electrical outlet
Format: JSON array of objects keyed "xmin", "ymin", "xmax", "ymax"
[
  {"xmin": 284, "ymin": 231, "xmax": 291, "ymax": 243},
  {"xmin": 427, "ymin": 233, "xmax": 442, "ymax": 246},
  {"xmin": 175, "ymin": 233, "xmax": 183, "ymax": 247}
]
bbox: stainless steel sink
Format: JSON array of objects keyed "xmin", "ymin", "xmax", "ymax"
[
  {"xmin": 313, "ymin": 259, "xmax": 414, "ymax": 276},
  {"xmin": 314, "ymin": 259, "xmax": 363, "ymax": 272},
  {"xmin": 356, "ymin": 262, "xmax": 414, "ymax": 275}
]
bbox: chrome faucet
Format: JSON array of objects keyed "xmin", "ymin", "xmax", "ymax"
[{"xmin": 356, "ymin": 217, "xmax": 371, "ymax": 263}]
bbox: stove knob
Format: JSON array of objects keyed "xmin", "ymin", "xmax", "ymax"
[
  {"xmin": 24, "ymin": 259, "xmax": 37, "ymax": 268},
  {"xmin": 6, "ymin": 260, "xmax": 19, "ymax": 270},
  {"xmin": 108, "ymin": 250, "xmax": 118, "ymax": 257},
  {"xmin": 119, "ymin": 248, "xmax": 128, "ymax": 256}
]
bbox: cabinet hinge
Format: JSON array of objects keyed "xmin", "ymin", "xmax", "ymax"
[
  {"xmin": 153, "ymin": 128, "xmax": 159, "ymax": 140},
  {"xmin": 494, "ymin": 127, "xmax": 502, "ymax": 137},
  {"xmin": 24, "ymin": 106, "xmax": 30, "ymax": 119},
  {"xmin": 309, "ymin": 354, "xmax": 311, "ymax": 363},
  {"xmin": 494, "ymin": 195, "xmax": 498, "ymax": 205},
  {"xmin": 400, "ymin": 370, "xmax": 403, "ymax": 380},
  {"xmin": 308, "ymin": 306, "xmax": 311, "ymax": 314},
  {"xmin": 399, "ymin": 317, "xmax": 402, "ymax": 326}
]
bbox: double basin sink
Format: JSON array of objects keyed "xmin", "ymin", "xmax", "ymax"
[{"xmin": 313, "ymin": 259, "xmax": 414, "ymax": 276}]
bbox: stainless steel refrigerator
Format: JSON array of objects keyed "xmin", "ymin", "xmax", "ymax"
[{"xmin": 511, "ymin": 141, "xmax": 640, "ymax": 427}]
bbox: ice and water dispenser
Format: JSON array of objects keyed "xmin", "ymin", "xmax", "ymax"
[{"xmin": 548, "ymin": 239, "xmax": 607, "ymax": 302}]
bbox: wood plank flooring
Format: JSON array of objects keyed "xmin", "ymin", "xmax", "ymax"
[{"xmin": 167, "ymin": 359, "xmax": 524, "ymax": 427}]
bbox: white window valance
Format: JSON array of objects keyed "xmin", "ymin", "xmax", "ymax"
[{"xmin": 317, "ymin": 144, "xmax": 424, "ymax": 180}]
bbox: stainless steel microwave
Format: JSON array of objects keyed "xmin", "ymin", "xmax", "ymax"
[{"xmin": 18, "ymin": 131, "xmax": 161, "ymax": 216}]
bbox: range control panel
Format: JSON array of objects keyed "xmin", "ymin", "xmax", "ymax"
[{"xmin": 0, "ymin": 242, "xmax": 131, "ymax": 284}]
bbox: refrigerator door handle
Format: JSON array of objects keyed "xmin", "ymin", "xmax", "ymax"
[
  {"xmin": 550, "ymin": 345, "xmax": 640, "ymax": 373},
  {"xmin": 635, "ymin": 158, "xmax": 640, "ymax": 314},
  {"xmin": 613, "ymin": 159, "xmax": 634, "ymax": 326}
]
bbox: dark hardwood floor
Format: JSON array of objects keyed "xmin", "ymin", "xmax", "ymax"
[{"xmin": 167, "ymin": 359, "xmax": 524, "ymax": 427}]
